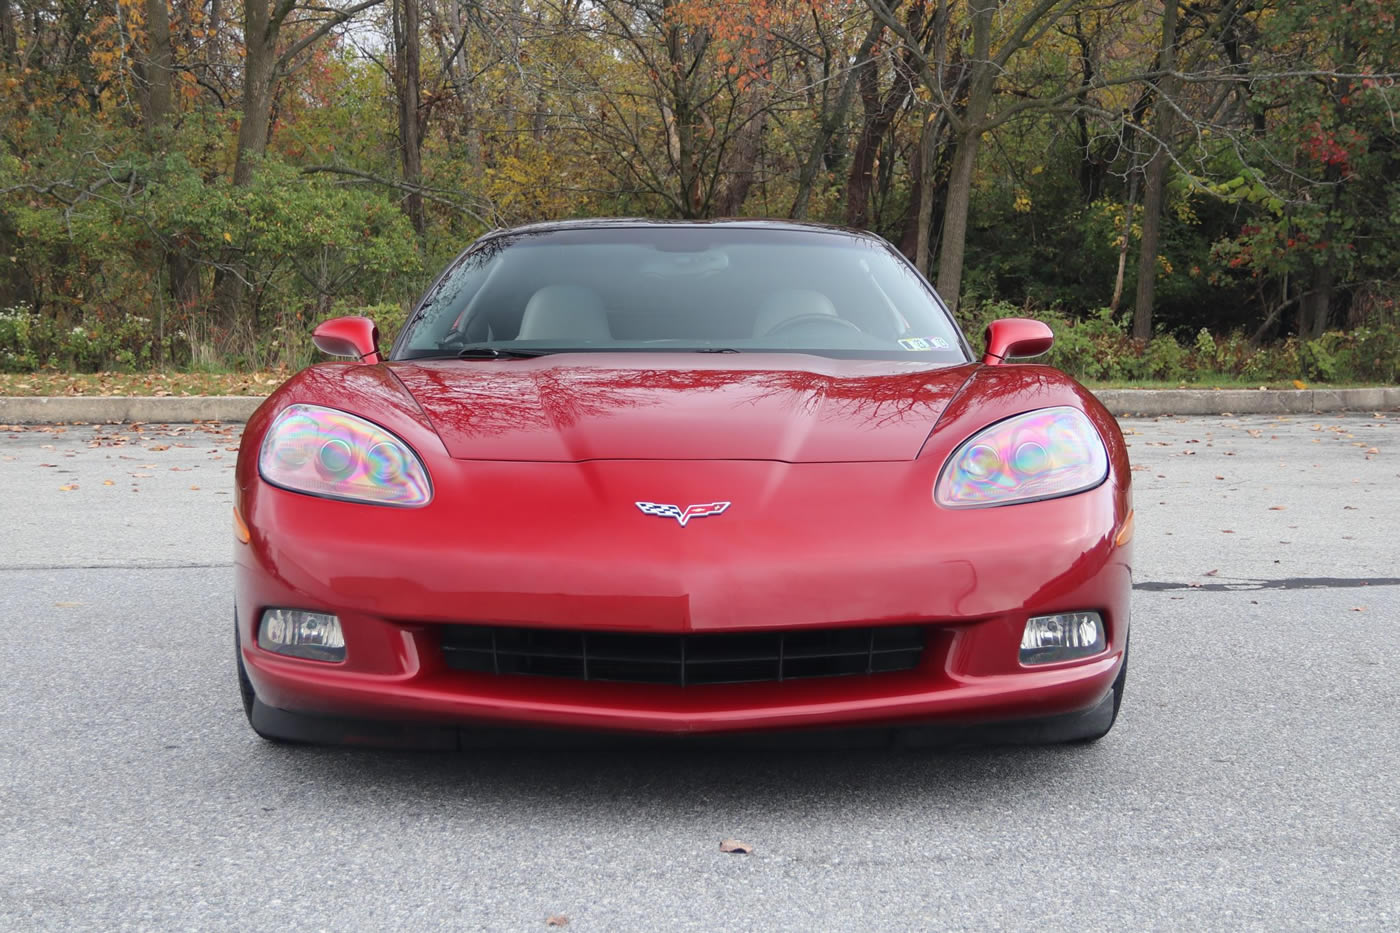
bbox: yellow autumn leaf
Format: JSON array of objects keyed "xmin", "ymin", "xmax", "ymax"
[
  {"xmin": 1292, "ymin": 379, "xmax": 1307, "ymax": 390},
  {"xmin": 223, "ymin": 232, "xmax": 232, "ymax": 243}
]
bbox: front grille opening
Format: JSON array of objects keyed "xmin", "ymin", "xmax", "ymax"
[{"xmin": 440, "ymin": 624, "xmax": 924, "ymax": 686}]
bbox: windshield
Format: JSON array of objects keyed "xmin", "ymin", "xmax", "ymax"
[{"xmin": 393, "ymin": 226, "xmax": 968, "ymax": 361}]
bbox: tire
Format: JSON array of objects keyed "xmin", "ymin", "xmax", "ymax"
[
  {"xmin": 235, "ymin": 611, "xmax": 296, "ymax": 744},
  {"xmin": 1071, "ymin": 635, "xmax": 1130, "ymax": 744}
]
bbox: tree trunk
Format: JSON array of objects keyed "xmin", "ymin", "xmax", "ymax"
[
  {"xmin": 934, "ymin": 127, "xmax": 981, "ymax": 313},
  {"xmin": 790, "ymin": 15, "xmax": 885, "ymax": 219},
  {"xmin": 1110, "ymin": 172, "xmax": 1139, "ymax": 312},
  {"xmin": 902, "ymin": 111, "xmax": 942, "ymax": 276},
  {"xmin": 664, "ymin": 23, "xmax": 701, "ymax": 217},
  {"xmin": 714, "ymin": 111, "xmax": 768, "ymax": 217},
  {"xmin": 1132, "ymin": 143, "xmax": 1170, "ymax": 339},
  {"xmin": 233, "ymin": 0, "xmax": 278, "ymax": 188},
  {"xmin": 2, "ymin": 0, "xmax": 20, "ymax": 65},
  {"xmin": 208, "ymin": 0, "xmax": 223, "ymax": 67},
  {"xmin": 932, "ymin": 0, "xmax": 994, "ymax": 314},
  {"xmin": 218, "ymin": 0, "xmax": 279, "ymax": 338},
  {"xmin": 135, "ymin": 0, "xmax": 195, "ymax": 337},
  {"xmin": 1131, "ymin": 0, "xmax": 1179, "ymax": 341},
  {"xmin": 141, "ymin": 0, "xmax": 173, "ymax": 133},
  {"xmin": 844, "ymin": 59, "xmax": 920, "ymax": 227},
  {"xmin": 844, "ymin": 57, "xmax": 893, "ymax": 229},
  {"xmin": 1302, "ymin": 264, "xmax": 1334, "ymax": 338},
  {"xmin": 1070, "ymin": 14, "xmax": 1101, "ymax": 202},
  {"xmin": 1302, "ymin": 57, "xmax": 1354, "ymax": 339},
  {"xmin": 394, "ymin": 0, "xmax": 426, "ymax": 235}
]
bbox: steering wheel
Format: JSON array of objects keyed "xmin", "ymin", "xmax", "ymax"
[{"xmin": 762, "ymin": 314, "xmax": 864, "ymax": 337}]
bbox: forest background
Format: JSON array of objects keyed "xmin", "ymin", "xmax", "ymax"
[{"xmin": 1, "ymin": 0, "xmax": 1397, "ymax": 385}]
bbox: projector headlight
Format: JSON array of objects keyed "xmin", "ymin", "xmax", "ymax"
[
  {"xmin": 935, "ymin": 407, "xmax": 1108, "ymax": 508},
  {"xmin": 259, "ymin": 404, "xmax": 432, "ymax": 506}
]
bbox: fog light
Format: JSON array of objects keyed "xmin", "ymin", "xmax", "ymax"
[
  {"xmin": 1020, "ymin": 612, "xmax": 1105, "ymax": 665},
  {"xmin": 258, "ymin": 609, "xmax": 345, "ymax": 662}
]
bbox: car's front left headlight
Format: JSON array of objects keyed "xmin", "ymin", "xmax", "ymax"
[
  {"xmin": 935, "ymin": 406, "xmax": 1108, "ymax": 508},
  {"xmin": 259, "ymin": 404, "xmax": 432, "ymax": 507}
]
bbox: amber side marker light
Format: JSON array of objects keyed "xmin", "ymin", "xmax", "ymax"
[
  {"xmin": 1115, "ymin": 510, "xmax": 1135, "ymax": 547},
  {"xmin": 233, "ymin": 507, "xmax": 251, "ymax": 544}
]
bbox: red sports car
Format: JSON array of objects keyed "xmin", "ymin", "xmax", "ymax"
[{"xmin": 234, "ymin": 220, "xmax": 1132, "ymax": 748}]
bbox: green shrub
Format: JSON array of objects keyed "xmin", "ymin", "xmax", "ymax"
[
  {"xmin": 959, "ymin": 299, "xmax": 1397, "ymax": 384},
  {"xmin": 1299, "ymin": 335, "xmax": 1340, "ymax": 382},
  {"xmin": 1139, "ymin": 335, "xmax": 1189, "ymax": 381},
  {"xmin": 1192, "ymin": 328, "xmax": 1217, "ymax": 369},
  {"xmin": 1301, "ymin": 328, "xmax": 1400, "ymax": 383},
  {"xmin": 0, "ymin": 305, "xmax": 39, "ymax": 372},
  {"xmin": 0, "ymin": 305, "xmax": 174, "ymax": 372}
]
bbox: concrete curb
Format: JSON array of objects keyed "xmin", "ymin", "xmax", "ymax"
[
  {"xmin": 1, "ymin": 387, "xmax": 1396, "ymax": 425},
  {"xmin": 0, "ymin": 395, "xmax": 265, "ymax": 424},
  {"xmin": 1094, "ymin": 387, "xmax": 1400, "ymax": 417}
]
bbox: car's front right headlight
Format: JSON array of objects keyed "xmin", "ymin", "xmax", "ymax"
[
  {"xmin": 259, "ymin": 404, "xmax": 433, "ymax": 507},
  {"xmin": 935, "ymin": 407, "xmax": 1108, "ymax": 508}
]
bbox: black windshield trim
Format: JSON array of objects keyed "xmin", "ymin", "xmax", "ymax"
[{"xmin": 398, "ymin": 346, "xmax": 966, "ymax": 363}]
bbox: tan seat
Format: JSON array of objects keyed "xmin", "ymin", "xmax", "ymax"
[{"xmin": 517, "ymin": 285, "xmax": 611, "ymax": 341}]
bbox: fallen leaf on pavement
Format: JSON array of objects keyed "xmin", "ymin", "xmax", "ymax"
[
  {"xmin": 1268, "ymin": 506, "xmax": 1286, "ymax": 510},
  {"xmin": 103, "ymin": 479, "xmax": 114, "ymax": 486},
  {"xmin": 58, "ymin": 484, "xmax": 77, "ymax": 491},
  {"xmin": 720, "ymin": 839, "xmax": 754, "ymax": 854},
  {"xmin": 1204, "ymin": 569, "xmax": 1219, "ymax": 576},
  {"xmin": 545, "ymin": 915, "xmax": 569, "ymax": 927}
]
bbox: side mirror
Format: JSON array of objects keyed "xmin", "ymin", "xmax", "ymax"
[
  {"xmin": 312, "ymin": 316, "xmax": 380, "ymax": 364},
  {"xmin": 983, "ymin": 318, "xmax": 1053, "ymax": 365}
]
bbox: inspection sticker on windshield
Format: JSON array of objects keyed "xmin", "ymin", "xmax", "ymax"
[{"xmin": 899, "ymin": 336, "xmax": 949, "ymax": 350}]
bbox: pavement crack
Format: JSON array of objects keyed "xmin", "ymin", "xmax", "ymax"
[
  {"xmin": 1135, "ymin": 576, "xmax": 1400, "ymax": 592},
  {"xmin": 0, "ymin": 562, "xmax": 232, "ymax": 572}
]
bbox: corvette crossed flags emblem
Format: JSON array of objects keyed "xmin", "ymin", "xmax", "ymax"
[{"xmin": 635, "ymin": 501, "xmax": 731, "ymax": 527}]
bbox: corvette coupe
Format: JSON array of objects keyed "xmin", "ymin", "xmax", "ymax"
[{"xmin": 234, "ymin": 219, "xmax": 1132, "ymax": 748}]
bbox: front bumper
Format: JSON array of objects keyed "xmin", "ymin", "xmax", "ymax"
[
  {"xmin": 246, "ymin": 686, "xmax": 1121, "ymax": 749},
  {"xmin": 235, "ymin": 458, "xmax": 1132, "ymax": 743}
]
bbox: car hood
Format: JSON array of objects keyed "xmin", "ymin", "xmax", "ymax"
[{"xmin": 389, "ymin": 354, "xmax": 975, "ymax": 462}]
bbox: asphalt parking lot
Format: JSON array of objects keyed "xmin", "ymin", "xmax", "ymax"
[{"xmin": 2, "ymin": 413, "xmax": 1397, "ymax": 931}]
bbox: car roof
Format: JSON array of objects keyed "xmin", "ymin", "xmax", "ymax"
[{"xmin": 477, "ymin": 217, "xmax": 886, "ymax": 243}]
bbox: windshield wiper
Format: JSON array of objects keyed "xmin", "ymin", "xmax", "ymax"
[{"xmin": 456, "ymin": 346, "xmax": 555, "ymax": 359}]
